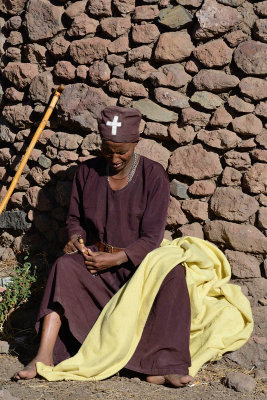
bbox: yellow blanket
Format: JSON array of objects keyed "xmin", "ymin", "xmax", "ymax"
[{"xmin": 37, "ymin": 237, "xmax": 253, "ymax": 381}]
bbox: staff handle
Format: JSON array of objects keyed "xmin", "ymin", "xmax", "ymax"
[{"xmin": 0, "ymin": 85, "xmax": 65, "ymax": 216}]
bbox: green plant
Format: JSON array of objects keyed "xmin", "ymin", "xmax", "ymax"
[{"xmin": 0, "ymin": 256, "xmax": 37, "ymax": 333}]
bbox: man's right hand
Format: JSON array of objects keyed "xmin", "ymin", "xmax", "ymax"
[{"xmin": 63, "ymin": 234, "xmax": 85, "ymax": 254}]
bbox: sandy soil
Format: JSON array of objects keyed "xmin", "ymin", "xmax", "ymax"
[{"xmin": 0, "ymin": 354, "xmax": 266, "ymax": 400}]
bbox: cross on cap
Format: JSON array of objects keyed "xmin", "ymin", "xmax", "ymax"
[
  {"xmin": 99, "ymin": 106, "xmax": 141, "ymax": 143},
  {"xmin": 106, "ymin": 115, "xmax": 122, "ymax": 135}
]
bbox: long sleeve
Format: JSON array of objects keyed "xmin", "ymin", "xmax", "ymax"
[
  {"xmin": 124, "ymin": 169, "xmax": 170, "ymax": 267},
  {"xmin": 66, "ymin": 166, "xmax": 87, "ymax": 241}
]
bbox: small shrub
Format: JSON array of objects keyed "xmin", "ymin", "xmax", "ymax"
[{"xmin": 0, "ymin": 256, "xmax": 37, "ymax": 333}]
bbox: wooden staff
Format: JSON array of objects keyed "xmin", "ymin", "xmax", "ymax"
[{"xmin": 0, "ymin": 85, "xmax": 65, "ymax": 216}]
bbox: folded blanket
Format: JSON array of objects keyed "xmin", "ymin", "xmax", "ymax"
[{"xmin": 37, "ymin": 236, "xmax": 253, "ymax": 381}]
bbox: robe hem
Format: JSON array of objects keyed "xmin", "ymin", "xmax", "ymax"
[{"xmin": 124, "ymin": 363, "xmax": 190, "ymax": 376}]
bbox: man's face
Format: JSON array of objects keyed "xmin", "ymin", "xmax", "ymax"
[{"xmin": 101, "ymin": 140, "xmax": 137, "ymax": 173}]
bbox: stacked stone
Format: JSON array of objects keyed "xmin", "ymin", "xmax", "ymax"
[{"xmin": 0, "ymin": 1, "xmax": 266, "ymax": 315}]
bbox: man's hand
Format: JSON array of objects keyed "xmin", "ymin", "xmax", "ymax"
[
  {"xmin": 84, "ymin": 249, "xmax": 128, "ymax": 274},
  {"xmin": 63, "ymin": 234, "xmax": 86, "ymax": 254}
]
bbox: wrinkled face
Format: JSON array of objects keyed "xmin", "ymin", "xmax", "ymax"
[{"xmin": 101, "ymin": 140, "xmax": 137, "ymax": 173}]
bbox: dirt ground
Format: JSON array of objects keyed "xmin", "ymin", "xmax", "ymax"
[{"xmin": 0, "ymin": 354, "xmax": 266, "ymax": 400}]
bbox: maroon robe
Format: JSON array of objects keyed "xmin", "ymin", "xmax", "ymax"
[{"xmin": 37, "ymin": 156, "xmax": 191, "ymax": 375}]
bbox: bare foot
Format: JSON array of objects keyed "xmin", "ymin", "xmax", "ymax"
[
  {"xmin": 146, "ymin": 374, "xmax": 193, "ymax": 387},
  {"xmin": 13, "ymin": 357, "xmax": 54, "ymax": 380}
]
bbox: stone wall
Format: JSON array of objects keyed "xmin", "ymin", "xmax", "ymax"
[{"xmin": 0, "ymin": 1, "xmax": 266, "ymax": 306}]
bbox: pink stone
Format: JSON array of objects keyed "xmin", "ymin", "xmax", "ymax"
[
  {"xmin": 70, "ymin": 37, "xmax": 110, "ymax": 64},
  {"xmin": 181, "ymin": 199, "xmax": 209, "ymax": 221},
  {"xmin": 194, "ymin": 39, "xmax": 233, "ymax": 67},
  {"xmin": 48, "ymin": 36, "xmax": 70, "ymax": 59},
  {"xmin": 169, "ymin": 124, "xmax": 196, "ymax": 145},
  {"xmin": 224, "ymin": 30, "xmax": 249, "ymax": 48},
  {"xmin": 54, "ymin": 61, "xmax": 76, "ymax": 81},
  {"xmin": 144, "ymin": 122, "xmax": 168, "ymax": 140},
  {"xmin": 167, "ymin": 196, "xmax": 188, "ymax": 226},
  {"xmin": 2, "ymin": 104, "xmax": 32, "ymax": 128},
  {"xmin": 128, "ymin": 46, "xmax": 152, "ymax": 62},
  {"xmin": 57, "ymin": 150, "xmax": 78, "ymax": 164},
  {"xmin": 155, "ymin": 32, "xmax": 194, "ymax": 62},
  {"xmin": 68, "ymin": 14, "xmax": 98, "ymax": 37},
  {"xmin": 239, "ymin": 77, "xmax": 267, "ymax": 101},
  {"xmin": 108, "ymin": 78, "xmax": 148, "ymax": 98},
  {"xmin": 108, "ymin": 35, "xmax": 129, "ymax": 53},
  {"xmin": 126, "ymin": 62, "xmax": 155, "ymax": 82},
  {"xmin": 178, "ymin": 222, "xmax": 204, "ymax": 239},
  {"xmin": 136, "ymin": 138, "xmax": 170, "ymax": 170},
  {"xmin": 224, "ymin": 150, "xmax": 251, "ymax": 170},
  {"xmin": 251, "ymin": 149, "xmax": 267, "ymax": 163},
  {"xmin": 169, "ymin": 144, "xmax": 222, "ymax": 179},
  {"xmin": 232, "ymin": 114, "xmax": 263, "ymax": 136},
  {"xmin": 87, "ymin": 0, "xmax": 112, "ymax": 17},
  {"xmin": 193, "ymin": 69, "xmax": 239, "ymax": 92},
  {"xmin": 204, "ymin": 220, "xmax": 267, "ymax": 253},
  {"xmin": 4, "ymin": 87, "xmax": 24, "ymax": 102},
  {"xmin": 225, "ymin": 250, "xmax": 261, "ymax": 279},
  {"xmin": 234, "ymin": 40, "xmax": 267, "ymax": 75},
  {"xmin": 88, "ymin": 62, "xmax": 110, "ymax": 85},
  {"xmin": 76, "ymin": 65, "xmax": 89, "ymax": 81},
  {"xmin": 150, "ymin": 64, "xmax": 191, "ymax": 89},
  {"xmin": 113, "ymin": 0, "xmax": 135, "ymax": 14},
  {"xmin": 244, "ymin": 163, "xmax": 267, "ymax": 194},
  {"xmin": 182, "ymin": 107, "xmax": 210, "ymax": 127},
  {"xmin": 133, "ymin": 5, "xmax": 159, "ymax": 21},
  {"xmin": 65, "ymin": 0, "xmax": 87, "ymax": 18},
  {"xmin": 210, "ymin": 106, "xmax": 232, "ymax": 128},
  {"xmin": 185, "ymin": 60, "xmax": 199, "ymax": 74},
  {"xmin": 3, "ymin": 62, "xmax": 38, "ymax": 89},
  {"xmin": 197, "ymin": 128, "xmax": 241, "ymax": 149},
  {"xmin": 210, "ymin": 187, "xmax": 259, "ymax": 222},
  {"xmin": 132, "ymin": 24, "xmax": 160, "ymax": 44},
  {"xmin": 196, "ymin": 0, "xmax": 242, "ymax": 36},
  {"xmin": 189, "ymin": 180, "xmax": 216, "ymax": 196},
  {"xmin": 221, "ymin": 167, "xmax": 242, "ymax": 186},
  {"xmin": 100, "ymin": 17, "xmax": 131, "ymax": 38},
  {"xmin": 258, "ymin": 207, "xmax": 267, "ymax": 230}
]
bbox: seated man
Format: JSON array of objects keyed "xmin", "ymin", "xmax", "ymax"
[{"xmin": 14, "ymin": 106, "xmax": 192, "ymax": 387}]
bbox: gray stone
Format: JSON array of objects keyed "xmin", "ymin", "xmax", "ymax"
[
  {"xmin": 191, "ymin": 91, "xmax": 223, "ymax": 110},
  {"xmin": 0, "ymin": 389, "xmax": 19, "ymax": 400},
  {"xmin": 150, "ymin": 64, "xmax": 191, "ymax": 89},
  {"xmin": 0, "ymin": 247, "xmax": 16, "ymax": 261},
  {"xmin": 0, "ymin": 340, "xmax": 9, "ymax": 354},
  {"xmin": 158, "ymin": 5, "xmax": 192, "ymax": 29},
  {"xmin": 155, "ymin": 88, "xmax": 189, "ymax": 109},
  {"xmin": 224, "ymin": 372, "xmax": 256, "ymax": 393},
  {"xmin": 25, "ymin": 0, "xmax": 64, "ymax": 41},
  {"xmin": 81, "ymin": 133, "xmax": 102, "ymax": 152},
  {"xmin": 50, "ymin": 132, "xmax": 83, "ymax": 150},
  {"xmin": 0, "ymin": 211, "xmax": 31, "ymax": 231},
  {"xmin": 29, "ymin": 71, "xmax": 54, "ymax": 104},
  {"xmin": 38, "ymin": 155, "xmax": 52, "ymax": 169},
  {"xmin": 132, "ymin": 99, "xmax": 178, "ymax": 123},
  {"xmin": 170, "ymin": 179, "xmax": 189, "ymax": 199},
  {"xmin": 0, "ymin": 119, "xmax": 15, "ymax": 143}
]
